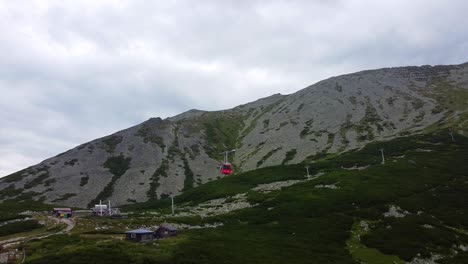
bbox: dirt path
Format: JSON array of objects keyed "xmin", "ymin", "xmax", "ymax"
[
  {"xmin": 0, "ymin": 216, "xmax": 75, "ymax": 248},
  {"xmin": 0, "ymin": 216, "xmax": 76, "ymax": 263},
  {"xmin": 58, "ymin": 218, "xmax": 75, "ymax": 234}
]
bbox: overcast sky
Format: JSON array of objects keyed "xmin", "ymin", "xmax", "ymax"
[{"xmin": 1, "ymin": 0, "xmax": 467, "ymax": 177}]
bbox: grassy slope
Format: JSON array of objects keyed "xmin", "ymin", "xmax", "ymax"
[
  {"xmin": 0, "ymin": 201, "xmax": 53, "ymax": 222},
  {"xmin": 17, "ymin": 130, "xmax": 468, "ymax": 263}
]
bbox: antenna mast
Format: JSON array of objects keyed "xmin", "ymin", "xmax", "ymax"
[
  {"xmin": 171, "ymin": 194, "xmax": 175, "ymax": 215},
  {"xmin": 449, "ymin": 129, "xmax": 455, "ymax": 142},
  {"xmin": 379, "ymin": 148, "xmax": 385, "ymax": 165},
  {"xmin": 99, "ymin": 200, "xmax": 103, "ymax": 216}
]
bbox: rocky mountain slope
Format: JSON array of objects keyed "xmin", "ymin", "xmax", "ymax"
[{"xmin": 1, "ymin": 62, "xmax": 468, "ymax": 208}]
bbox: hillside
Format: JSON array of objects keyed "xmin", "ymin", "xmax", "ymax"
[
  {"xmin": 7, "ymin": 130, "xmax": 468, "ymax": 264},
  {"xmin": 1, "ymin": 62, "xmax": 468, "ymax": 207}
]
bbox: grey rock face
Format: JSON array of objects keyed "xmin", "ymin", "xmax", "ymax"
[{"xmin": 1, "ymin": 63, "xmax": 468, "ymax": 208}]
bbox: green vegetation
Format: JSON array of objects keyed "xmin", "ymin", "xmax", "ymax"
[
  {"xmin": 1, "ymin": 189, "xmax": 43, "ymax": 203},
  {"xmin": 189, "ymin": 144, "xmax": 200, "ymax": 157},
  {"xmin": 241, "ymin": 102, "xmax": 279, "ymax": 138},
  {"xmin": 3, "ymin": 166, "xmax": 50, "ymax": 186},
  {"xmin": 0, "ymin": 200, "xmax": 53, "ymax": 222},
  {"xmin": 262, "ymin": 119, "xmax": 270, "ymax": 129},
  {"xmin": 24, "ymin": 171, "xmax": 50, "ymax": 189},
  {"xmin": 347, "ymin": 221, "xmax": 404, "ymax": 264},
  {"xmin": 413, "ymin": 110, "xmax": 425, "ymax": 123},
  {"xmin": 335, "ymin": 82, "xmax": 343, "ymax": 92},
  {"xmin": 103, "ymin": 155, "xmax": 131, "ymax": 177},
  {"xmin": 124, "ymin": 129, "xmax": 468, "ymax": 263},
  {"xmin": 64, "ymin": 159, "xmax": 78, "ymax": 166},
  {"xmin": 136, "ymin": 125, "xmax": 166, "ymax": 150},
  {"xmin": 385, "ymin": 97, "xmax": 396, "ymax": 106},
  {"xmin": 422, "ymin": 79, "xmax": 468, "ymax": 133},
  {"xmin": 296, "ymin": 103, "xmax": 305, "ymax": 112},
  {"xmin": 102, "ymin": 135, "xmax": 123, "ymax": 153},
  {"xmin": 3, "ymin": 168, "xmax": 30, "ymax": 183},
  {"xmin": 325, "ymin": 132, "xmax": 335, "ymax": 150},
  {"xmin": 146, "ymin": 159, "xmax": 168, "ymax": 200},
  {"xmin": 410, "ymin": 97, "xmax": 424, "ymax": 110},
  {"xmin": 0, "ymin": 213, "xmax": 28, "ymax": 223},
  {"xmin": 51, "ymin": 193, "xmax": 77, "ymax": 203},
  {"xmin": 182, "ymin": 157, "xmax": 194, "ymax": 191},
  {"xmin": 44, "ymin": 178, "xmax": 56, "ymax": 187},
  {"xmin": 0, "ymin": 220, "xmax": 43, "ymax": 237},
  {"xmin": 238, "ymin": 141, "xmax": 265, "ymax": 168},
  {"xmin": 361, "ymin": 214, "xmax": 463, "ymax": 261},
  {"xmin": 281, "ymin": 149, "xmax": 297, "ymax": 165},
  {"xmin": 88, "ymin": 155, "xmax": 131, "ymax": 207},
  {"xmin": 299, "ymin": 120, "xmax": 315, "ymax": 138},
  {"xmin": 125, "ymin": 164, "xmax": 308, "ymax": 211},
  {"xmin": 173, "ymin": 111, "xmax": 244, "ymax": 160},
  {"xmin": 339, "ymin": 114, "xmax": 354, "ymax": 147},
  {"xmin": 256, "ymin": 147, "xmax": 282, "ymax": 167},
  {"xmin": 80, "ymin": 175, "xmax": 89, "ymax": 187},
  {"xmin": 87, "ymin": 144, "xmax": 95, "ymax": 154},
  {"xmin": 425, "ymin": 78, "xmax": 468, "ymax": 112},
  {"xmin": 10, "ymin": 129, "xmax": 468, "ymax": 263},
  {"xmin": 0, "ymin": 184, "xmax": 24, "ymax": 200},
  {"xmin": 21, "ymin": 234, "xmax": 181, "ymax": 264},
  {"xmin": 202, "ymin": 112, "xmax": 244, "ymax": 159},
  {"xmin": 355, "ymin": 99, "xmax": 382, "ymax": 140}
]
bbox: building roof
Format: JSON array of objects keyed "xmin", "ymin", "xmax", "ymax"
[
  {"xmin": 158, "ymin": 225, "xmax": 177, "ymax": 231},
  {"xmin": 125, "ymin": 229, "xmax": 154, "ymax": 234},
  {"xmin": 53, "ymin": 208, "xmax": 72, "ymax": 211}
]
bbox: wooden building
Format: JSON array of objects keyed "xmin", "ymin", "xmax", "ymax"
[
  {"xmin": 125, "ymin": 229, "xmax": 154, "ymax": 242},
  {"xmin": 155, "ymin": 225, "xmax": 177, "ymax": 239},
  {"xmin": 52, "ymin": 208, "xmax": 72, "ymax": 218}
]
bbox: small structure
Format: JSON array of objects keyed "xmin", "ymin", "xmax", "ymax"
[
  {"xmin": 53, "ymin": 208, "xmax": 72, "ymax": 218},
  {"xmin": 125, "ymin": 229, "xmax": 154, "ymax": 242},
  {"xmin": 219, "ymin": 149, "xmax": 236, "ymax": 175},
  {"xmin": 155, "ymin": 225, "xmax": 177, "ymax": 239},
  {"xmin": 91, "ymin": 200, "xmax": 120, "ymax": 216}
]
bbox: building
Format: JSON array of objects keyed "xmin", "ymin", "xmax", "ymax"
[
  {"xmin": 154, "ymin": 225, "xmax": 177, "ymax": 239},
  {"xmin": 125, "ymin": 229, "xmax": 154, "ymax": 242},
  {"xmin": 52, "ymin": 208, "xmax": 72, "ymax": 218}
]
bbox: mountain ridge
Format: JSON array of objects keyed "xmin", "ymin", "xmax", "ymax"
[{"xmin": 1, "ymin": 62, "xmax": 467, "ymax": 208}]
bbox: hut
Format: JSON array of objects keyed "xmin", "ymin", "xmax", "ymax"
[
  {"xmin": 155, "ymin": 225, "xmax": 177, "ymax": 239},
  {"xmin": 125, "ymin": 229, "xmax": 154, "ymax": 242},
  {"xmin": 52, "ymin": 208, "xmax": 72, "ymax": 218}
]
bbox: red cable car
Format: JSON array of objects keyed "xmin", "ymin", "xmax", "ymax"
[
  {"xmin": 220, "ymin": 163, "xmax": 233, "ymax": 175},
  {"xmin": 219, "ymin": 149, "xmax": 236, "ymax": 175}
]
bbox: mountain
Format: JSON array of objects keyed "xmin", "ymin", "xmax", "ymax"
[
  {"xmin": 1, "ymin": 62, "xmax": 468, "ymax": 208},
  {"xmin": 13, "ymin": 130, "xmax": 468, "ymax": 264}
]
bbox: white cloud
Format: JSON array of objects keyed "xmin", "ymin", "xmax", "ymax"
[{"xmin": 1, "ymin": 0, "xmax": 468, "ymax": 176}]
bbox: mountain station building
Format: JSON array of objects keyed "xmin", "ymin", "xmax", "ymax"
[
  {"xmin": 125, "ymin": 229, "xmax": 154, "ymax": 242},
  {"xmin": 155, "ymin": 225, "xmax": 178, "ymax": 238},
  {"xmin": 52, "ymin": 208, "xmax": 72, "ymax": 218}
]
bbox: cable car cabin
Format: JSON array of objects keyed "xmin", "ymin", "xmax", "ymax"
[{"xmin": 220, "ymin": 163, "xmax": 233, "ymax": 175}]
